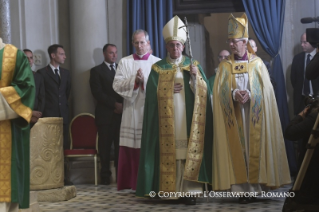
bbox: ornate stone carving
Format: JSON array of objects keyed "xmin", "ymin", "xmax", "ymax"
[{"xmin": 30, "ymin": 118, "xmax": 64, "ymax": 190}]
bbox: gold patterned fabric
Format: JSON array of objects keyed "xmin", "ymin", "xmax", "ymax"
[
  {"xmin": 212, "ymin": 53, "xmax": 291, "ymax": 191},
  {"xmin": 0, "ymin": 45, "xmax": 18, "ymax": 203},
  {"xmin": 136, "ymin": 56, "xmax": 213, "ymax": 197},
  {"xmin": 157, "ymin": 68, "xmax": 177, "ymax": 192},
  {"xmin": 155, "ymin": 59, "xmax": 208, "ymax": 192}
]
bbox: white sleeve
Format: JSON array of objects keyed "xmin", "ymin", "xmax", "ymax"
[
  {"xmin": 0, "ymin": 92, "xmax": 19, "ymax": 121},
  {"xmin": 113, "ymin": 59, "xmax": 139, "ymax": 102}
]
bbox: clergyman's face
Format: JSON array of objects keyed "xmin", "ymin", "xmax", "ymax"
[
  {"xmin": 218, "ymin": 50, "xmax": 230, "ymax": 63},
  {"xmin": 228, "ymin": 39, "xmax": 245, "ymax": 55},
  {"xmin": 132, "ymin": 32, "xmax": 149, "ymax": 55},
  {"xmin": 166, "ymin": 40, "xmax": 184, "ymax": 59},
  {"xmin": 24, "ymin": 51, "xmax": 34, "ymax": 67}
]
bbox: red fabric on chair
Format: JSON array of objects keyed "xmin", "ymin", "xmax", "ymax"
[
  {"xmin": 64, "ymin": 113, "xmax": 99, "ymax": 185},
  {"xmin": 70, "ymin": 115, "xmax": 97, "ymax": 149}
]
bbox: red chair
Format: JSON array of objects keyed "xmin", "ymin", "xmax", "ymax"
[{"xmin": 64, "ymin": 113, "xmax": 98, "ymax": 185}]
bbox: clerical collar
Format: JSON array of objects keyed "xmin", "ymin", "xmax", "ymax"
[
  {"xmin": 133, "ymin": 52, "xmax": 150, "ymax": 60},
  {"xmin": 167, "ymin": 55, "xmax": 183, "ymax": 65},
  {"xmin": 234, "ymin": 51, "xmax": 248, "ymax": 61}
]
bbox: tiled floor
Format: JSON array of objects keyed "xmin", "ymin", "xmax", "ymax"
[{"xmin": 39, "ymin": 183, "xmax": 295, "ymax": 212}]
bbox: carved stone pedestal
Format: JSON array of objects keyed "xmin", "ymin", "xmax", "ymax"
[
  {"xmin": 29, "ymin": 118, "xmax": 76, "ymax": 202},
  {"xmin": 30, "ymin": 118, "xmax": 64, "ymax": 190}
]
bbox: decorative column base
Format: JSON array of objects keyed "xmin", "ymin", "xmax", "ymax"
[{"xmin": 37, "ymin": 186, "xmax": 77, "ymax": 202}]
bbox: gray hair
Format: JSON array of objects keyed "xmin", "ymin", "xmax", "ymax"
[{"xmin": 132, "ymin": 29, "xmax": 149, "ymax": 42}]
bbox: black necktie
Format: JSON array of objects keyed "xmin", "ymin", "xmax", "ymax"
[
  {"xmin": 54, "ymin": 69, "xmax": 60, "ymax": 85},
  {"xmin": 110, "ymin": 64, "xmax": 116, "ymax": 76},
  {"xmin": 303, "ymin": 54, "xmax": 311, "ymax": 96}
]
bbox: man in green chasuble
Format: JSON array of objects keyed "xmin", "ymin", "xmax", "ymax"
[
  {"xmin": 0, "ymin": 38, "xmax": 35, "ymax": 211},
  {"xmin": 136, "ymin": 16, "xmax": 213, "ymax": 205}
]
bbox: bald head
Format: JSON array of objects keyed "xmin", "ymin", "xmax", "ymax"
[
  {"xmin": 218, "ymin": 50, "xmax": 230, "ymax": 63},
  {"xmin": 248, "ymin": 38, "xmax": 257, "ymax": 53},
  {"xmin": 301, "ymin": 32, "xmax": 315, "ymax": 53}
]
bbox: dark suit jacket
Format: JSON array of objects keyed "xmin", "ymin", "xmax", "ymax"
[
  {"xmin": 291, "ymin": 52, "xmax": 319, "ymax": 115},
  {"xmin": 37, "ymin": 65, "xmax": 71, "ymax": 124},
  {"xmin": 89, "ymin": 62, "xmax": 123, "ymax": 126},
  {"xmin": 306, "ymin": 52, "xmax": 319, "ymax": 80},
  {"xmin": 33, "ymin": 72, "xmax": 45, "ymax": 113}
]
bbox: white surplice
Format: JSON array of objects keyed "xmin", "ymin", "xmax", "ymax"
[{"xmin": 113, "ymin": 54, "xmax": 160, "ymax": 148}]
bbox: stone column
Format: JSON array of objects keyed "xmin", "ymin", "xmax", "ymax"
[
  {"xmin": 0, "ymin": 0, "xmax": 11, "ymax": 43},
  {"xmin": 69, "ymin": 0, "xmax": 108, "ymax": 116}
]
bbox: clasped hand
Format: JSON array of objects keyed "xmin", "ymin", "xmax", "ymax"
[
  {"xmin": 135, "ymin": 68, "xmax": 144, "ymax": 84},
  {"xmin": 235, "ymin": 90, "xmax": 250, "ymax": 104}
]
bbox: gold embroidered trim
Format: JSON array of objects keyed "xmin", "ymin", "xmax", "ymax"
[
  {"xmin": 0, "ymin": 45, "xmax": 32, "ymax": 122},
  {"xmin": 248, "ymin": 67, "xmax": 263, "ymax": 183},
  {"xmin": 219, "ymin": 63, "xmax": 247, "ymax": 184},
  {"xmin": 232, "ymin": 62, "xmax": 248, "ymax": 74},
  {"xmin": 0, "ymin": 120, "xmax": 12, "ymax": 202},
  {"xmin": 183, "ymin": 71, "xmax": 207, "ymax": 181},
  {"xmin": 173, "ymin": 16, "xmax": 178, "ymax": 37},
  {"xmin": 158, "ymin": 69, "xmax": 177, "ymax": 192},
  {"xmin": 164, "ymin": 37, "xmax": 186, "ymax": 44},
  {"xmin": 0, "ymin": 44, "xmax": 17, "ymax": 203}
]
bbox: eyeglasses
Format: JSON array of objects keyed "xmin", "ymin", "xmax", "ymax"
[
  {"xmin": 218, "ymin": 55, "xmax": 229, "ymax": 59},
  {"xmin": 226, "ymin": 39, "xmax": 243, "ymax": 44},
  {"xmin": 168, "ymin": 43, "xmax": 183, "ymax": 48}
]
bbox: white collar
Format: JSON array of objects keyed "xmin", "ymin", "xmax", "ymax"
[
  {"xmin": 167, "ymin": 55, "xmax": 183, "ymax": 65},
  {"xmin": 49, "ymin": 63, "xmax": 59, "ymax": 71}
]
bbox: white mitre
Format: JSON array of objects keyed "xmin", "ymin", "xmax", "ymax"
[
  {"xmin": 162, "ymin": 16, "xmax": 187, "ymax": 44},
  {"xmin": 0, "ymin": 38, "xmax": 6, "ymax": 50}
]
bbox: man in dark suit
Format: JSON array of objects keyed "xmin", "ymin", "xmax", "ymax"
[
  {"xmin": 291, "ymin": 33, "xmax": 319, "ymax": 115},
  {"xmin": 90, "ymin": 44, "xmax": 123, "ymax": 185},
  {"xmin": 23, "ymin": 49, "xmax": 45, "ymax": 127},
  {"xmin": 38, "ymin": 44, "xmax": 71, "ymax": 149}
]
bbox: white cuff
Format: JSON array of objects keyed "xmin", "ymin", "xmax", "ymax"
[{"xmin": 232, "ymin": 89, "xmax": 239, "ymax": 101}]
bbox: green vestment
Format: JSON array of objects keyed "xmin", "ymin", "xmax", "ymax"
[
  {"xmin": 136, "ymin": 56, "xmax": 213, "ymax": 197},
  {"xmin": 0, "ymin": 45, "xmax": 35, "ymax": 208}
]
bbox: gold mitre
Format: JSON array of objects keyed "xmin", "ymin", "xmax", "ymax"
[
  {"xmin": 162, "ymin": 16, "xmax": 187, "ymax": 44},
  {"xmin": 228, "ymin": 13, "xmax": 249, "ymax": 39}
]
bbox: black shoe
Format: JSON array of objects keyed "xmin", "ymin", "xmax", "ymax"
[
  {"xmin": 250, "ymin": 197, "xmax": 257, "ymax": 202},
  {"xmin": 64, "ymin": 179, "xmax": 73, "ymax": 185},
  {"xmin": 101, "ymin": 177, "xmax": 110, "ymax": 185},
  {"xmin": 184, "ymin": 197, "xmax": 196, "ymax": 205},
  {"xmin": 238, "ymin": 197, "xmax": 249, "ymax": 204}
]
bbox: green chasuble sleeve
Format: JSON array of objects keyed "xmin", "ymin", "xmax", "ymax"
[
  {"xmin": 208, "ymin": 74, "xmax": 216, "ymax": 93},
  {"xmin": 136, "ymin": 56, "xmax": 213, "ymax": 197}
]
